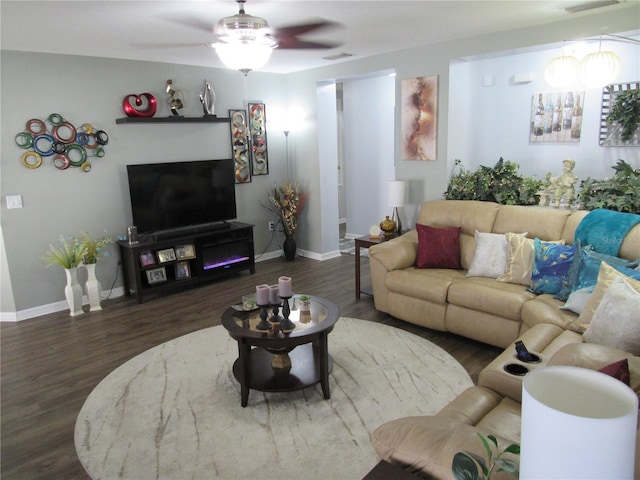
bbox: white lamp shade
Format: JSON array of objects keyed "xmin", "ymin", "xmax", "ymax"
[
  {"xmin": 578, "ymin": 50, "xmax": 621, "ymax": 88},
  {"xmin": 387, "ymin": 181, "xmax": 406, "ymax": 208},
  {"xmin": 215, "ymin": 42, "xmax": 273, "ymax": 73},
  {"xmin": 544, "ymin": 55, "xmax": 578, "ymax": 87},
  {"xmin": 520, "ymin": 366, "xmax": 638, "ymax": 479}
]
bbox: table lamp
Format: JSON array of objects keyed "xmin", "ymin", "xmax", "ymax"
[
  {"xmin": 387, "ymin": 180, "xmax": 406, "ymax": 235},
  {"xmin": 520, "ymin": 366, "xmax": 638, "ymax": 479}
]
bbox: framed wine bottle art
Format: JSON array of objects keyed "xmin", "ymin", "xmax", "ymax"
[{"xmin": 529, "ymin": 90, "xmax": 584, "ymax": 143}]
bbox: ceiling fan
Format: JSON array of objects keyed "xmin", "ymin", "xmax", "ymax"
[
  {"xmin": 215, "ymin": 0, "xmax": 339, "ymax": 51},
  {"xmin": 162, "ymin": 0, "xmax": 340, "ymax": 74}
]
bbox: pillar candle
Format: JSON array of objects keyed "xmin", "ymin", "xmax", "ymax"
[
  {"xmin": 256, "ymin": 284, "xmax": 270, "ymax": 305},
  {"xmin": 269, "ymin": 285, "xmax": 280, "ymax": 305},
  {"xmin": 278, "ymin": 276, "xmax": 292, "ymax": 297}
]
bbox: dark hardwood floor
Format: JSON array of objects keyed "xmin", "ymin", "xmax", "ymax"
[{"xmin": 1, "ymin": 252, "xmax": 500, "ymax": 479}]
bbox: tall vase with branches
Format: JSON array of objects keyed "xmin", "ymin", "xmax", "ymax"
[
  {"xmin": 265, "ymin": 180, "xmax": 306, "ymax": 261},
  {"xmin": 79, "ymin": 232, "xmax": 112, "ymax": 311},
  {"xmin": 42, "ymin": 235, "xmax": 88, "ymax": 316}
]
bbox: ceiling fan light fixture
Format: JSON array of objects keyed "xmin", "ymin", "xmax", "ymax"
[{"xmin": 215, "ymin": 41, "xmax": 274, "ymax": 75}]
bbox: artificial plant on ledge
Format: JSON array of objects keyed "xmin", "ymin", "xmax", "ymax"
[
  {"xmin": 579, "ymin": 159, "xmax": 640, "ymax": 214},
  {"xmin": 445, "ymin": 158, "xmax": 543, "ymax": 206}
]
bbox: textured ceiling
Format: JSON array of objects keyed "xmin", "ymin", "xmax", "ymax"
[{"xmin": 1, "ymin": 1, "xmax": 637, "ymax": 73}]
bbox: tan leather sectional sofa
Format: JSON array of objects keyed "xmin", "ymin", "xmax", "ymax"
[
  {"xmin": 369, "ymin": 199, "xmax": 639, "ymax": 349},
  {"xmin": 368, "ymin": 200, "xmax": 640, "ymax": 478}
]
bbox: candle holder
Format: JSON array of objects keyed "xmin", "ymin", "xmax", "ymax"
[
  {"xmin": 269, "ymin": 301, "xmax": 281, "ymax": 325},
  {"xmin": 278, "ymin": 296, "xmax": 296, "ymax": 333},
  {"xmin": 255, "ymin": 304, "xmax": 271, "ymax": 331}
]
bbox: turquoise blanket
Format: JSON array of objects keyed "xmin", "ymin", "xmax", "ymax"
[{"xmin": 574, "ymin": 209, "xmax": 640, "ymax": 256}]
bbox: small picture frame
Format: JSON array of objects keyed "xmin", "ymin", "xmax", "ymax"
[
  {"xmin": 175, "ymin": 261, "xmax": 191, "ymax": 279},
  {"xmin": 157, "ymin": 248, "xmax": 176, "ymax": 263},
  {"xmin": 146, "ymin": 266, "xmax": 167, "ymax": 284},
  {"xmin": 175, "ymin": 244, "xmax": 196, "ymax": 259},
  {"xmin": 139, "ymin": 250, "xmax": 156, "ymax": 267}
]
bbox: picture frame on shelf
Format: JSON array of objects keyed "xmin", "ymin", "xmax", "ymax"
[
  {"xmin": 139, "ymin": 251, "xmax": 156, "ymax": 267},
  {"xmin": 146, "ymin": 266, "xmax": 167, "ymax": 284},
  {"xmin": 175, "ymin": 261, "xmax": 191, "ymax": 280},
  {"xmin": 157, "ymin": 248, "xmax": 176, "ymax": 263},
  {"xmin": 175, "ymin": 244, "xmax": 196, "ymax": 259}
]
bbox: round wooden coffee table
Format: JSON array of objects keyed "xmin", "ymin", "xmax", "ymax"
[{"xmin": 221, "ymin": 295, "xmax": 341, "ymax": 407}]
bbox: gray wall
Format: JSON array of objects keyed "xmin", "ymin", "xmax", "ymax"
[
  {"xmin": 1, "ymin": 52, "xmax": 288, "ymax": 315},
  {"xmin": 284, "ymin": 6, "xmax": 639, "ymax": 255},
  {"xmin": 2, "ymin": 4, "xmax": 639, "ymax": 318}
]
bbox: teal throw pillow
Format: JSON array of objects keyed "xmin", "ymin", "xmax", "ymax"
[
  {"xmin": 555, "ymin": 242, "xmax": 640, "ymax": 301},
  {"xmin": 555, "ymin": 242, "xmax": 639, "ymax": 301},
  {"xmin": 529, "ymin": 238, "xmax": 576, "ymax": 295}
]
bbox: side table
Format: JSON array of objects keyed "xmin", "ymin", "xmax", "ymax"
[{"xmin": 354, "ymin": 234, "xmax": 397, "ymax": 299}]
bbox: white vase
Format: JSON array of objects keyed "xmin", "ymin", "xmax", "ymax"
[
  {"xmin": 64, "ymin": 267, "xmax": 84, "ymax": 316},
  {"xmin": 84, "ymin": 263, "xmax": 103, "ymax": 311}
]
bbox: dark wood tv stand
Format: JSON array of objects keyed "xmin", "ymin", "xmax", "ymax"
[{"xmin": 118, "ymin": 221, "xmax": 255, "ymax": 303}]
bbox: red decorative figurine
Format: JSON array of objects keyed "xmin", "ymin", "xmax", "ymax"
[{"xmin": 122, "ymin": 93, "xmax": 157, "ymax": 118}]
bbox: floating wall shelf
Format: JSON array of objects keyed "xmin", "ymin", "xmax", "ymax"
[{"xmin": 115, "ymin": 116, "xmax": 231, "ymax": 125}]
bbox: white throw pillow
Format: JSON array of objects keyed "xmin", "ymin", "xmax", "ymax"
[
  {"xmin": 583, "ymin": 276, "xmax": 640, "ymax": 355},
  {"xmin": 561, "ymin": 286, "xmax": 594, "ymax": 315},
  {"xmin": 467, "ymin": 231, "xmax": 525, "ymax": 279}
]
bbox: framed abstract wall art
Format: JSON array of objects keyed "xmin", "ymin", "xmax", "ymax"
[
  {"xmin": 401, "ymin": 75, "xmax": 438, "ymax": 160},
  {"xmin": 229, "ymin": 109, "xmax": 251, "ymax": 184},
  {"xmin": 248, "ymin": 102, "xmax": 269, "ymax": 175}
]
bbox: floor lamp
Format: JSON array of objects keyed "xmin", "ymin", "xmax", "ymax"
[{"xmin": 388, "ymin": 181, "xmax": 406, "ymax": 235}]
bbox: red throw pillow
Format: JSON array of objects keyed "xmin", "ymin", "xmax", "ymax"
[
  {"xmin": 415, "ymin": 224, "xmax": 462, "ymax": 269},
  {"xmin": 598, "ymin": 359, "xmax": 631, "ymax": 386}
]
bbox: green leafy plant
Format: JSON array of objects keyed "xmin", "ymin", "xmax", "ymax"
[
  {"xmin": 42, "ymin": 235, "xmax": 87, "ymax": 269},
  {"xmin": 579, "ymin": 159, "xmax": 640, "ymax": 214},
  {"xmin": 607, "ymin": 89, "xmax": 640, "ymax": 142},
  {"xmin": 452, "ymin": 432, "xmax": 520, "ymax": 480},
  {"xmin": 79, "ymin": 231, "xmax": 112, "ymax": 264},
  {"xmin": 445, "ymin": 158, "xmax": 543, "ymax": 206}
]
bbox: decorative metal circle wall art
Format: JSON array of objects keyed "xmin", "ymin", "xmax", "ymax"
[
  {"xmin": 122, "ymin": 93, "xmax": 158, "ymax": 118},
  {"xmin": 229, "ymin": 109, "xmax": 251, "ymax": 183},
  {"xmin": 199, "ymin": 79, "xmax": 216, "ymax": 117},
  {"xmin": 248, "ymin": 103, "xmax": 269, "ymax": 175},
  {"xmin": 14, "ymin": 114, "xmax": 109, "ymax": 172},
  {"xmin": 166, "ymin": 79, "xmax": 185, "ymax": 116}
]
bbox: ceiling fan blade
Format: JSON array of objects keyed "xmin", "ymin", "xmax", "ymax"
[
  {"xmin": 275, "ymin": 39, "xmax": 340, "ymax": 50},
  {"xmin": 272, "ymin": 20, "xmax": 342, "ymax": 50},
  {"xmin": 273, "ymin": 20, "xmax": 338, "ymax": 39},
  {"xmin": 157, "ymin": 13, "xmax": 214, "ymax": 34},
  {"xmin": 130, "ymin": 42, "xmax": 209, "ymax": 50}
]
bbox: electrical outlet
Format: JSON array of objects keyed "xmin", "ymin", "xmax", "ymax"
[{"xmin": 268, "ymin": 221, "xmax": 275, "ymax": 231}]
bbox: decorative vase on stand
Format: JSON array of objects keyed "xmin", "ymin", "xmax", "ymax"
[
  {"xmin": 84, "ymin": 263, "xmax": 103, "ymax": 311},
  {"xmin": 64, "ymin": 267, "xmax": 84, "ymax": 317},
  {"xmin": 283, "ymin": 235, "xmax": 297, "ymax": 261}
]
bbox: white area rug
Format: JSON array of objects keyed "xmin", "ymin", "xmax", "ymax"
[{"xmin": 75, "ymin": 318, "xmax": 472, "ymax": 480}]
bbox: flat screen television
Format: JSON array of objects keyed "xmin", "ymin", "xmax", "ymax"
[{"xmin": 126, "ymin": 159, "xmax": 237, "ymax": 235}]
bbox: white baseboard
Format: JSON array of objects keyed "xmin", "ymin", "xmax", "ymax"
[
  {"xmin": 2, "ymin": 248, "xmax": 337, "ymax": 322},
  {"xmin": 1, "ymin": 287, "xmax": 126, "ymax": 322}
]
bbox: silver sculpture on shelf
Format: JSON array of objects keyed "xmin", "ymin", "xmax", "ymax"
[{"xmin": 199, "ymin": 79, "xmax": 216, "ymax": 117}]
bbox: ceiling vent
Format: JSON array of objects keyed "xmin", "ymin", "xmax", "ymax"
[
  {"xmin": 565, "ymin": 1, "xmax": 619, "ymax": 14},
  {"xmin": 323, "ymin": 53, "xmax": 355, "ymax": 61}
]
